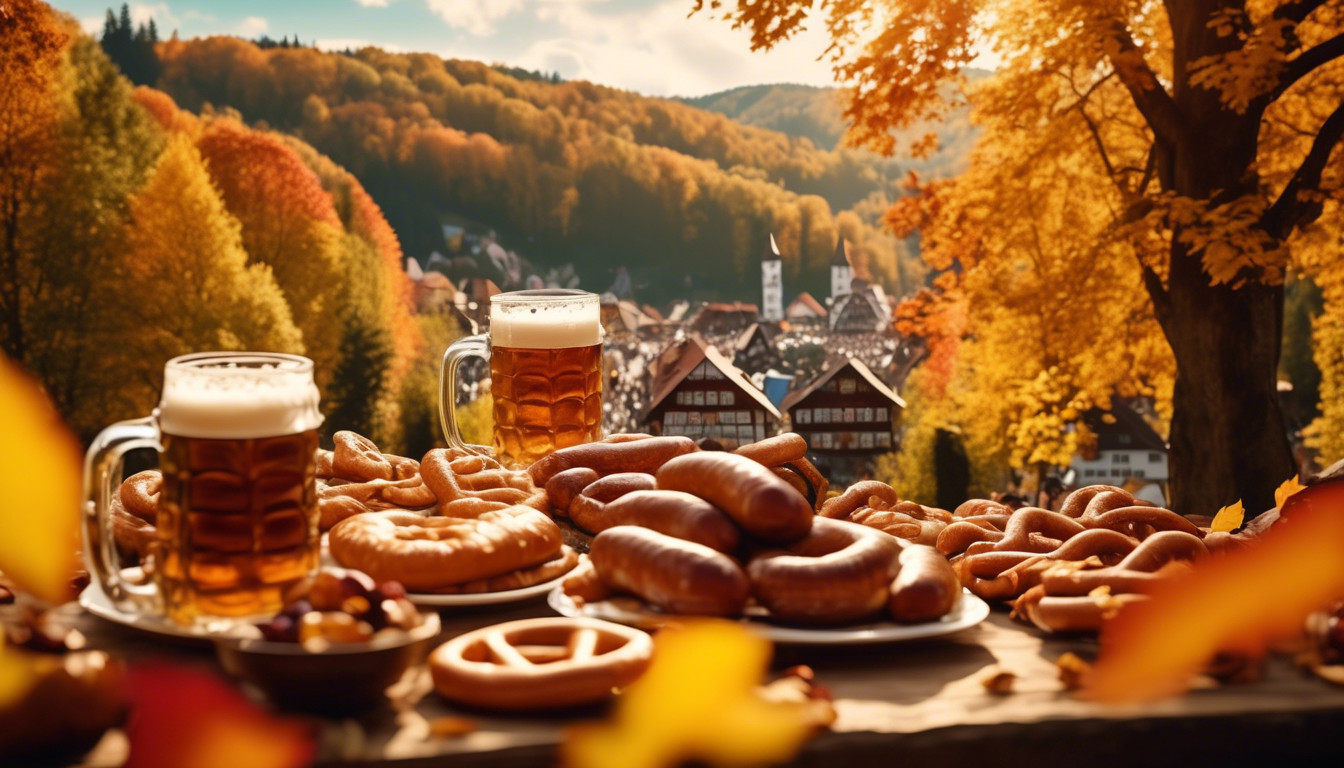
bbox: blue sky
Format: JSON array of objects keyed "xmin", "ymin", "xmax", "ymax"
[{"xmin": 50, "ymin": 0, "xmax": 850, "ymax": 97}]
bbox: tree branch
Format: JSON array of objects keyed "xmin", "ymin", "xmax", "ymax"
[
  {"xmin": 1272, "ymin": 0, "xmax": 1333, "ymax": 25},
  {"xmin": 1269, "ymin": 31, "xmax": 1344, "ymax": 102},
  {"xmin": 1102, "ymin": 20, "xmax": 1186, "ymax": 149},
  {"xmin": 1261, "ymin": 99, "xmax": 1344, "ymax": 239}
]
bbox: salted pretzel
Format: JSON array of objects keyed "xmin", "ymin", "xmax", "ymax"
[
  {"xmin": 429, "ymin": 617, "xmax": 654, "ymax": 711},
  {"xmin": 1011, "ymin": 531, "xmax": 1209, "ymax": 633},
  {"xmin": 820, "ymin": 480, "xmax": 952, "ymax": 546},
  {"xmin": 953, "ymin": 528, "xmax": 1139, "ymax": 601},
  {"xmin": 317, "ymin": 431, "xmax": 437, "ymax": 527},
  {"xmin": 328, "ymin": 508, "xmax": 563, "ymax": 591},
  {"xmin": 421, "ymin": 447, "xmax": 547, "ymax": 511},
  {"xmin": 111, "ymin": 470, "xmax": 161, "ymax": 558}
]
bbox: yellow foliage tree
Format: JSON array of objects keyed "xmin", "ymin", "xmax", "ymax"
[
  {"xmin": 702, "ymin": 0, "xmax": 1344, "ymax": 514},
  {"xmin": 106, "ymin": 133, "xmax": 303, "ymax": 416}
]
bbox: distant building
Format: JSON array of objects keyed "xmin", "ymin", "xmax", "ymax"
[
  {"xmin": 785, "ymin": 292, "xmax": 827, "ymax": 324},
  {"xmin": 644, "ymin": 335, "xmax": 780, "ymax": 447},
  {"xmin": 830, "ymin": 278, "xmax": 891, "ymax": 334},
  {"xmin": 830, "ymin": 238, "xmax": 853, "ymax": 303},
  {"xmin": 782, "ymin": 357, "xmax": 905, "ymax": 485},
  {"xmin": 732, "ymin": 323, "xmax": 779, "ymax": 377},
  {"xmin": 689, "ymin": 302, "xmax": 759, "ymax": 336},
  {"xmin": 761, "ymin": 234, "xmax": 783, "ymax": 322},
  {"xmin": 601, "ymin": 298, "xmax": 658, "ymax": 336},
  {"xmin": 1070, "ymin": 404, "xmax": 1169, "ymax": 504}
]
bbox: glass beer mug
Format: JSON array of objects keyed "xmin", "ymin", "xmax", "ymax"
[
  {"xmin": 440, "ymin": 289, "xmax": 603, "ymax": 468},
  {"xmin": 83, "ymin": 352, "xmax": 323, "ymax": 626}
]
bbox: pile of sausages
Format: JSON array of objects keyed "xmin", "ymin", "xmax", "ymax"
[{"xmin": 537, "ymin": 435, "xmax": 960, "ymax": 625}]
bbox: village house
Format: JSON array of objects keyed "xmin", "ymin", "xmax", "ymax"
[
  {"xmin": 1069, "ymin": 403, "xmax": 1169, "ymax": 505},
  {"xmin": 785, "ymin": 292, "xmax": 828, "ymax": 325},
  {"xmin": 643, "ymin": 335, "xmax": 780, "ymax": 447},
  {"xmin": 782, "ymin": 356, "xmax": 906, "ymax": 484},
  {"xmin": 732, "ymin": 323, "xmax": 780, "ymax": 377}
]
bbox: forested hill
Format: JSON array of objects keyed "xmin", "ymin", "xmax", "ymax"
[
  {"xmin": 148, "ymin": 39, "xmax": 927, "ymax": 305},
  {"xmin": 683, "ymin": 81, "xmax": 983, "ymax": 180}
]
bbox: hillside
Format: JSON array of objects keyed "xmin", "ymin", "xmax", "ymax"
[
  {"xmin": 684, "ymin": 81, "xmax": 983, "ymax": 180},
  {"xmin": 147, "ymin": 39, "xmax": 929, "ymax": 306}
]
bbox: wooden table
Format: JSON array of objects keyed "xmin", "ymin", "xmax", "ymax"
[{"xmin": 68, "ymin": 596, "xmax": 1344, "ymax": 767}]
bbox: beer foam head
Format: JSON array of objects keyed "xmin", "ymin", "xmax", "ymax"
[
  {"xmin": 489, "ymin": 290, "xmax": 602, "ymax": 349},
  {"xmin": 158, "ymin": 353, "xmax": 323, "ymax": 439}
]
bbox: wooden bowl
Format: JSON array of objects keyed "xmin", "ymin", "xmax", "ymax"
[{"xmin": 214, "ymin": 613, "xmax": 440, "ymax": 714}]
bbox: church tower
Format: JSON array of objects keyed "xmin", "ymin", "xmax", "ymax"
[
  {"xmin": 761, "ymin": 233, "xmax": 783, "ymax": 322},
  {"xmin": 830, "ymin": 237, "xmax": 853, "ymax": 302}
]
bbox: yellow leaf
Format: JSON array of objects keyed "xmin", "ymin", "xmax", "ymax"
[
  {"xmin": 1275, "ymin": 475, "xmax": 1304, "ymax": 510},
  {"xmin": 0, "ymin": 636, "xmax": 39, "ymax": 709},
  {"xmin": 562, "ymin": 621, "xmax": 816, "ymax": 768},
  {"xmin": 0, "ymin": 355, "xmax": 82, "ymax": 605},
  {"xmin": 1210, "ymin": 500, "xmax": 1245, "ymax": 533}
]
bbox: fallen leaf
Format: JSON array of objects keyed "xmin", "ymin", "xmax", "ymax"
[
  {"xmin": 979, "ymin": 667, "xmax": 1016, "ymax": 695},
  {"xmin": 1210, "ymin": 500, "xmax": 1244, "ymax": 533},
  {"xmin": 562, "ymin": 620, "xmax": 815, "ymax": 768},
  {"xmin": 0, "ymin": 356, "xmax": 82, "ymax": 605},
  {"xmin": 1275, "ymin": 475, "xmax": 1305, "ymax": 510},
  {"xmin": 1055, "ymin": 653, "xmax": 1091, "ymax": 691}
]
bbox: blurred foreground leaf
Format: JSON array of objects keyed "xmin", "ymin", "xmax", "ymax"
[
  {"xmin": 0, "ymin": 355, "xmax": 82, "ymax": 605},
  {"xmin": 563, "ymin": 620, "xmax": 815, "ymax": 768}
]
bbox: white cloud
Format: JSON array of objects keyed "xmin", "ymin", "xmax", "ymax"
[
  {"xmin": 355, "ymin": 0, "xmax": 391, "ymax": 7},
  {"xmin": 316, "ymin": 38, "xmax": 404, "ymax": 53},
  {"xmin": 129, "ymin": 3, "xmax": 179, "ymax": 31},
  {"xmin": 509, "ymin": 0, "xmax": 838, "ymax": 97},
  {"xmin": 236, "ymin": 16, "xmax": 269, "ymax": 37},
  {"xmin": 80, "ymin": 16, "xmax": 103, "ymax": 35},
  {"xmin": 425, "ymin": 0, "xmax": 523, "ymax": 37}
]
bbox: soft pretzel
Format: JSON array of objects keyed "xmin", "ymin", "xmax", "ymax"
[
  {"xmin": 819, "ymin": 480, "xmax": 902, "ymax": 519},
  {"xmin": 962, "ymin": 508, "xmax": 1087, "ymax": 557},
  {"xmin": 429, "ymin": 617, "xmax": 653, "ymax": 711},
  {"xmin": 119, "ymin": 470, "xmax": 160, "ymax": 522},
  {"xmin": 319, "ymin": 476, "xmax": 437, "ymax": 513},
  {"xmin": 421, "ymin": 447, "xmax": 547, "ymax": 511},
  {"xmin": 111, "ymin": 495, "xmax": 156, "ymax": 558},
  {"xmin": 332, "ymin": 431, "xmax": 394, "ymax": 481},
  {"xmin": 328, "ymin": 509, "xmax": 562, "ymax": 591},
  {"xmin": 1085, "ymin": 506, "xmax": 1204, "ymax": 539},
  {"xmin": 747, "ymin": 517, "xmax": 901, "ymax": 624},
  {"xmin": 427, "ymin": 545, "xmax": 579, "ymax": 594},
  {"xmin": 1058, "ymin": 485, "xmax": 1129, "ymax": 518},
  {"xmin": 954, "ymin": 528, "xmax": 1139, "ymax": 601},
  {"xmin": 953, "ymin": 498, "xmax": 1013, "ymax": 518},
  {"xmin": 847, "ymin": 505, "xmax": 946, "ymax": 547}
]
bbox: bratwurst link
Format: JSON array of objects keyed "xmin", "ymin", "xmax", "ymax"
[
  {"xmin": 747, "ymin": 517, "xmax": 901, "ymax": 624},
  {"xmin": 655, "ymin": 451, "xmax": 814, "ymax": 544},
  {"xmin": 589, "ymin": 526, "xmax": 750, "ymax": 617}
]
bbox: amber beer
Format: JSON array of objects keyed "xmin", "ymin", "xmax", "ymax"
[
  {"xmin": 151, "ymin": 355, "xmax": 323, "ymax": 624},
  {"xmin": 83, "ymin": 353, "xmax": 323, "ymax": 626},
  {"xmin": 440, "ymin": 290, "xmax": 602, "ymax": 468}
]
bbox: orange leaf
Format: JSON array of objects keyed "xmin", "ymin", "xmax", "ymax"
[
  {"xmin": 1086, "ymin": 484, "xmax": 1344, "ymax": 703},
  {"xmin": 1209, "ymin": 500, "xmax": 1244, "ymax": 533},
  {"xmin": 1275, "ymin": 475, "xmax": 1304, "ymax": 510},
  {"xmin": 0, "ymin": 355, "xmax": 82, "ymax": 604}
]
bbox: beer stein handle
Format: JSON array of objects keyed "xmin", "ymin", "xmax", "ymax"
[
  {"xmin": 439, "ymin": 333, "xmax": 491, "ymax": 454},
  {"xmin": 82, "ymin": 417, "xmax": 161, "ymax": 613}
]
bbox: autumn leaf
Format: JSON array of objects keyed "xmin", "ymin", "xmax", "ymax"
[
  {"xmin": 1275, "ymin": 475, "xmax": 1304, "ymax": 510},
  {"xmin": 561, "ymin": 621, "xmax": 816, "ymax": 768},
  {"xmin": 1210, "ymin": 500, "xmax": 1245, "ymax": 533},
  {"xmin": 124, "ymin": 663, "xmax": 314, "ymax": 768},
  {"xmin": 0, "ymin": 355, "xmax": 82, "ymax": 605},
  {"xmin": 1085, "ymin": 488, "xmax": 1344, "ymax": 702}
]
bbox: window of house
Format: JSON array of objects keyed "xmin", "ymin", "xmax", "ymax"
[
  {"xmin": 1113, "ymin": 454, "xmax": 1130, "ymax": 463},
  {"xmin": 795, "ymin": 409, "xmax": 810, "ymax": 424},
  {"xmin": 831, "ymin": 408, "xmax": 843, "ymax": 423},
  {"xmin": 840, "ymin": 378, "xmax": 856, "ymax": 395},
  {"xmin": 877, "ymin": 407, "xmax": 888, "ymax": 421},
  {"xmin": 721, "ymin": 390, "xmax": 735, "ymax": 406},
  {"xmin": 876, "ymin": 432, "xmax": 891, "ymax": 448},
  {"xmin": 693, "ymin": 391, "xmax": 705, "ymax": 406},
  {"xmin": 1149, "ymin": 452, "xmax": 1162, "ymax": 462},
  {"xmin": 1111, "ymin": 469, "xmax": 1124, "ymax": 477},
  {"xmin": 1134, "ymin": 470, "xmax": 1145, "ymax": 479}
]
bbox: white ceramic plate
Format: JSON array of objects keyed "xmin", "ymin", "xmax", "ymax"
[
  {"xmin": 79, "ymin": 580, "xmax": 242, "ymax": 642},
  {"xmin": 547, "ymin": 588, "xmax": 990, "ymax": 645},
  {"xmin": 406, "ymin": 572, "xmax": 574, "ymax": 607}
]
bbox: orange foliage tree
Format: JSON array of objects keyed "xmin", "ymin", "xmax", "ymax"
[{"xmin": 702, "ymin": 0, "xmax": 1344, "ymax": 514}]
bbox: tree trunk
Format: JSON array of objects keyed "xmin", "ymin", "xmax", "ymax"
[{"xmin": 1159, "ymin": 242, "xmax": 1296, "ymax": 516}]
